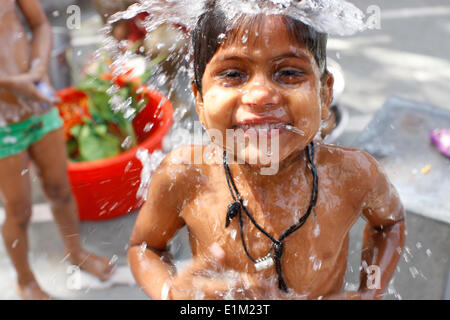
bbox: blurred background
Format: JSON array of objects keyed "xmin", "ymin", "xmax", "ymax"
[{"xmin": 0, "ymin": 0, "xmax": 448, "ymax": 300}]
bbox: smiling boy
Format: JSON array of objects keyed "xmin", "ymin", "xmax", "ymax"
[{"xmin": 128, "ymin": 2, "xmax": 405, "ymax": 300}]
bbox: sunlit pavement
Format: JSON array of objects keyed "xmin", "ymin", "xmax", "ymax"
[{"xmin": 0, "ymin": 0, "xmax": 449, "ymax": 300}]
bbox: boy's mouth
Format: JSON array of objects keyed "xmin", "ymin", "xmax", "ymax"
[{"xmin": 232, "ymin": 118, "xmax": 292, "ymax": 138}]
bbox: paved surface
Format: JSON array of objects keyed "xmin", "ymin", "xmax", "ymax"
[
  {"xmin": 0, "ymin": 0, "xmax": 449, "ymax": 300},
  {"xmin": 354, "ymin": 97, "xmax": 450, "ymax": 224}
]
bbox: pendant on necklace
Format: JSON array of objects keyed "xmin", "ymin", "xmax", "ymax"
[{"xmin": 254, "ymin": 253, "xmax": 274, "ymax": 271}]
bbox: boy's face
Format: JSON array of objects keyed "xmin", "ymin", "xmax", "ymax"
[{"xmin": 194, "ymin": 15, "xmax": 333, "ymax": 167}]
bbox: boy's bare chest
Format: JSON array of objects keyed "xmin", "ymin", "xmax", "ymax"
[{"xmin": 181, "ymin": 165, "xmax": 358, "ymax": 275}]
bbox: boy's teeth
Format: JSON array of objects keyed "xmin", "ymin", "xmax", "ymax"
[{"xmin": 239, "ymin": 123, "xmax": 283, "ymax": 130}]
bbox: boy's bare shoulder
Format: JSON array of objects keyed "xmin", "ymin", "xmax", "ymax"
[
  {"xmin": 155, "ymin": 144, "xmax": 217, "ymax": 184},
  {"xmin": 145, "ymin": 145, "xmax": 208, "ymax": 210},
  {"xmin": 157, "ymin": 144, "xmax": 202, "ymax": 174},
  {"xmin": 317, "ymin": 142, "xmax": 383, "ymax": 188}
]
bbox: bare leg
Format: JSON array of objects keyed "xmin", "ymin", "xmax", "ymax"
[
  {"xmin": 0, "ymin": 151, "xmax": 52, "ymax": 299},
  {"xmin": 28, "ymin": 128, "xmax": 114, "ymax": 281}
]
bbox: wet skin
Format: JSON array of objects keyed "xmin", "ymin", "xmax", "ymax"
[
  {"xmin": 0, "ymin": 0, "xmax": 114, "ymax": 300},
  {"xmin": 128, "ymin": 15, "xmax": 405, "ymax": 300},
  {"xmin": 0, "ymin": 0, "xmax": 56, "ymax": 123}
]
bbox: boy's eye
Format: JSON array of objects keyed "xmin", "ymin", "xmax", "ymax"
[
  {"xmin": 273, "ymin": 69, "xmax": 305, "ymax": 84},
  {"xmin": 216, "ymin": 69, "xmax": 247, "ymax": 86},
  {"xmin": 221, "ymin": 70, "xmax": 243, "ymax": 78}
]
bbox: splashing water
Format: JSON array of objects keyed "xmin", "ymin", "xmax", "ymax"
[
  {"xmin": 136, "ymin": 148, "xmax": 165, "ymax": 202},
  {"xmin": 138, "ymin": 241, "xmax": 148, "ymax": 258},
  {"xmin": 284, "ymin": 124, "xmax": 306, "ymax": 136},
  {"xmin": 215, "ymin": 0, "xmax": 368, "ymax": 36},
  {"xmin": 93, "ymin": 0, "xmax": 371, "ymax": 168},
  {"xmin": 99, "ymin": 0, "xmax": 371, "ymax": 116},
  {"xmin": 98, "ymin": 0, "xmax": 387, "ymax": 300},
  {"xmin": 108, "ymin": 0, "xmax": 369, "ymax": 37}
]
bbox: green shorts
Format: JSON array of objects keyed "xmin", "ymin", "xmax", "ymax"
[{"xmin": 0, "ymin": 108, "xmax": 63, "ymax": 159}]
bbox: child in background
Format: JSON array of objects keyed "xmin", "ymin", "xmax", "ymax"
[
  {"xmin": 0, "ymin": 0, "xmax": 114, "ymax": 300},
  {"xmin": 128, "ymin": 0, "xmax": 405, "ymax": 299}
]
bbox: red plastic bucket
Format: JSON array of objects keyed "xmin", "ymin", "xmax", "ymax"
[{"xmin": 57, "ymin": 87, "xmax": 173, "ymax": 221}]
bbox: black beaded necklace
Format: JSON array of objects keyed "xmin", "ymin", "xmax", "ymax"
[{"xmin": 223, "ymin": 142, "xmax": 319, "ymax": 292}]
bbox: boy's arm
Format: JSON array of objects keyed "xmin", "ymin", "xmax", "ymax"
[
  {"xmin": 128, "ymin": 147, "xmax": 267, "ymax": 300},
  {"xmin": 331, "ymin": 153, "xmax": 405, "ymax": 300},
  {"xmin": 358, "ymin": 158, "xmax": 406, "ymax": 300},
  {"xmin": 127, "ymin": 152, "xmax": 187, "ymax": 299},
  {"xmin": 17, "ymin": 0, "xmax": 52, "ymax": 80}
]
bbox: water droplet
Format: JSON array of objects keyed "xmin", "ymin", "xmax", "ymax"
[
  {"xmin": 402, "ymin": 253, "xmax": 410, "ymax": 263},
  {"xmin": 12, "ymin": 239, "xmax": 19, "ymax": 248},
  {"xmin": 313, "ymin": 223, "xmax": 320, "ymax": 237},
  {"xmin": 313, "ymin": 259, "xmax": 322, "ymax": 271},
  {"xmin": 144, "ymin": 122, "xmax": 155, "ymax": 132},
  {"xmin": 405, "ymin": 246, "xmax": 413, "ymax": 258},
  {"xmin": 109, "ymin": 254, "xmax": 118, "ymax": 265},
  {"xmin": 409, "ymin": 266, "xmax": 419, "ymax": 279},
  {"xmin": 109, "ymin": 202, "xmax": 119, "ymax": 212},
  {"xmin": 105, "ymin": 85, "xmax": 118, "ymax": 97},
  {"xmin": 284, "ymin": 125, "xmax": 305, "ymax": 136},
  {"xmin": 121, "ymin": 136, "xmax": 133, "ymax": 149},
  {"xmin": 138, "ymin": 242, "xmax": 147, "ymax": 257},
  {"xmin": 124, "ymin": 161, "xmax": 133, "ymax": 173}
]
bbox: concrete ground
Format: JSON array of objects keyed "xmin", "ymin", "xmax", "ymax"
[{"xmin": 0, "ymin": 0, "xmax": 449, "ymax": 300}]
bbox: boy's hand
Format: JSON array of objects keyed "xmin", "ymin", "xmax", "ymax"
[
  {"xmin": 6, "ymin": 74, "xmax": 60, "ymax": 106},
  {"xmin": 169, "ymin": 243, "xmax": 258, "ymax": 299},
  {"xmin": 169, "ymin": 242, "xmax": 230, "ymax": 299},
  {"xmin": 168, "ymin": 243, "xmax": 290, "ymax": 300}
]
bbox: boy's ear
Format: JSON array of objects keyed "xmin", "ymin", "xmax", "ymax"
[
  {"xmin": 192, "ymin": 80, "xmax": 205, "ymax": 123},
  {"xmin": 320, "ymin": 72, "xmax": 334, "ymax": 120}
]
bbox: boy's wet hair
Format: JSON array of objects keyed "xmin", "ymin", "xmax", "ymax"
[{"xmin": 192, "ymin": 0, "xmax": 328, "ymax": 95}]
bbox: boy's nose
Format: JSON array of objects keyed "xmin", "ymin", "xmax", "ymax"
[{"xmin": 241, "ymin": 77, "xmax": 281, "ymax": 109}]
